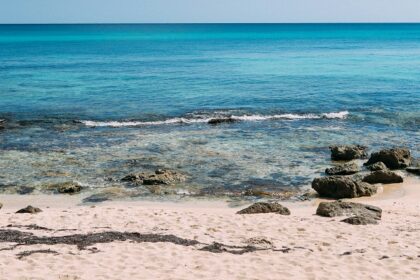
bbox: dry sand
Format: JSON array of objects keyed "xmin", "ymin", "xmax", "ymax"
[{"xmin": 0, "ymin": 176, "xmax": 419, "ymax": 280}]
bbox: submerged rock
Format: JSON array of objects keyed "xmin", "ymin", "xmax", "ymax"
[
  {"xmin": 325, "ymin": 162, "xmax": 360, "ymax": 175},
  {"xmin": 366, "ymin": 162, "xmax": 388, "ymax": 171},
  {"xmin": 329, "ymin": 145, "xmax": 368, "ymax": 161},
  {"xmin": 362, "ymin": 170, "xmax": 403, "ymax": 184},
  {"xmin": 316, "ymin": 201, "xmax": 382, "ymax": 219},
  {"xmin": 122, "ymin": 169, "xmax": 187, "ymax": 185},
  {"xmin": 208, "ymin": 117, "xmax": 236, "ymax": 125},
  {"xmin": 16, "ymin": 205, "xmax": 42, "ymax": 214},
  {"xmin": 341, "ymin": 215, "xmax": 379, "ymax": 225},
  {"xmin": 365, "ymin": 148, "xmax": 412, "ymax": 169},
  {"xmin": 237, "ymin": 202, "xmax": 290, "ymax": 215},
  {"xmin": 312, "ymin": 176, "xmax": 377, "ymax": 199}
]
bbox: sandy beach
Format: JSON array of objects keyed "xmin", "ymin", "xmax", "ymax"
[{"xmin": 0, "ymin": 176, "xmax": 419, "ymax": 280}]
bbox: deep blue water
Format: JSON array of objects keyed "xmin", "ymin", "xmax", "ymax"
[{"xmin": 0, "ymin": 24, "xmax": 419, "ymax": 198}]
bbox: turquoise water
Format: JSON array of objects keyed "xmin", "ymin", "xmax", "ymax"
[{"xmin": 0, "ymin": 24, "xmax": 419, "ymax": 198}]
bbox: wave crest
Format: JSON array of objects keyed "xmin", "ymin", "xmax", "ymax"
[{"xmin": 79, "ymin": 111, "xmax": 349, "ymax": 127}]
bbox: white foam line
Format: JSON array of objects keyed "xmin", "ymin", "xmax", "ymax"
[{"xmin": 79, "ymin": 111, "xmax": 349, "ymax": 127}]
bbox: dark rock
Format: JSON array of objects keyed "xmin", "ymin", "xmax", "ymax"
[
  {"xmin": 325, "ymin": 162, "xmax": 360, "ymax": 175},
  {"xmin": 0, "ymin": 202, "xmax": 2, "ymax": 209},
  {"xmin": 0, "ymin": 119, "xmax": 5, "ymax": 129},
  {"xmin": 208, "ymin": 117, "xmax": 237, "ymax": 125},
  {"xmin": 406, "ymin": 167, "xmax": 420, "ymax": 176},
  {"xmin": 237, "ymin": 202, "xmax": 290, "ymax": 215},
  {"xmin": 362, "ymin": 170, "xmax": 403, "ymax": 184},
  {"xmin": 16, "ymin": 205, "xmax": 42, "ymax": 214},
  {"xmin": 367, "ymin": 162, "xmax": 388, "ymax": 171},
  {"xmin": 329, "ymin": 145, "xmax": 368, "ymax": 161},
  {"xmin": 365, "ymin": 148, "xmax": 412, "ymax": 169},
  {"xmin": 316, "ymin": 201, "xmax": 382, "ymax": 219},
  {"xmin": 121, "ymin": 174, "xmax": 139, "ymax": 182},
  {"xmin": 82, "ymin": 194, "xmax": 110, "ymax": 203},
  {"xmin": 55, "ymin": 182, "xmax": 83, "ymax": 194},
  {"xmin": 312, "ymin": 176, "xmax": 377, "ymax": 199},
  {"xmin": 341, "ymin": 215, "xmax": 379, "ymax": 225},
  {"xmin": 122, "ymin": 169, "xmax": 187, "ymax": 185}
]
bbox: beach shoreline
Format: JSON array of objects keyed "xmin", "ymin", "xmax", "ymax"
[{"xmin": 1, "ymin": 175, "xmax": 419, "ymax": 279}]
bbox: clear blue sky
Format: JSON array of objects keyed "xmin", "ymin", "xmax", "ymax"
[{"xmin": 1, "ymin": 0, "xmax": 420, "ymax": 24}]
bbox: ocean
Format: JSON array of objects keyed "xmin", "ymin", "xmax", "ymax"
[{"xmin": 0, "ymin": 24, "xmax": 419, "ymax": 199}]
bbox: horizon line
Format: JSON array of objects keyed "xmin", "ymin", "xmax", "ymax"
[{"xmin": 1, "ymin": 22, "xmax": 420, "ymax": 25}]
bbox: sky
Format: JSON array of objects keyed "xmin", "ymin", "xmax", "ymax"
[{"xmin": 1, "ymin": 0, "xmax": 420, "ymax": 24}]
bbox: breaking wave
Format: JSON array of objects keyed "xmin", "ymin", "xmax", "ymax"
[{"xmin": 78, "ymin": 111, "xmax": 349, "ymax": 127}]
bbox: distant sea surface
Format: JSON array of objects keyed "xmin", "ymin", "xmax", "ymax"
[{"xmin": 0, "ymin": 24, "xmax": 419, "ymax": 198}]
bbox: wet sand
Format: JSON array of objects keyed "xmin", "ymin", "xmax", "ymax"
[{"xmin": 0, "ymin": 176, "xmax": 419, "ymax": 280}]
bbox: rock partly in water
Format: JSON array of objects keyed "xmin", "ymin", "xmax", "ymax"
[
  {"xmin": 208, "ymin": 117, "xmax": 237, "ymax": 125},
  {"xmin": 406, "ymin": 167, "xmax": 420, "ymax": 176},
  {"xmin": 54, "ymin": 182, "xmax": 83, "ymax": 194},
  {"xmin": 325, "ymin": 162, "xmax": 360, "ymax": 175},
  {"xmin": 312, "ymin": 176, "xmax": 377, "ymax": 199},
  {"xmin": 366, "ymin": 162, "xmax": 388, "ymax": 171},
  {"xmin": 329, "ymin": 145, "xmax": 368, "ymax": 161},
  {"xmin": 341, "ymin": 215, "xmax": 379, "ymax": 225},
  {"xmin": 243, "ymin": 188, "xmax": 272, "ymax": 197},
  {"xmin": 316, "ymin": 201, "xmax": 382, "ymax": 219},
  {"xmin": 237, "ymin": 202, "xmax": 290, "ymax": 215},
  {"xmin": 365, "ymin": 148, "xmax": 412, "ymax": 170},
  {"xmin": 362, "ymin": 170, "xmax": 403, "ymax": 184},
  {"xmin": 16, "ymin": 205, "xmax": 42, "ymax": 214},
  {"xmin": 122, "ymin": 169, "xmax": 187, "ymax": 185}
]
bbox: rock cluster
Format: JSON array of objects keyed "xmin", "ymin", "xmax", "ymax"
[
  {"xmin": 237, "ymin": 202, "xmax": 290, "ymax": 215},
  {"xmin": 122, "ymin": 169, "xmax": 187, "ymax": 185},
  {"xmin": 313, "ymin": 146, "xmax": 413, "ymax": 200}
]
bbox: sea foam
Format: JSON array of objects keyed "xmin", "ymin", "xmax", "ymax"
[{"xmin": 79, "ymin": 111, "xmax": 349, "ymax": 127}]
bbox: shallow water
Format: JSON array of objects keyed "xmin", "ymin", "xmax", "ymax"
[{"xmin": 0, "ymin": 24, "xmax": 419, "ymax": 198}]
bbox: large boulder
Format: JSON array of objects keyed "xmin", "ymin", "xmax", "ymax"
[
  {"xmin": 329, "ymin": 145, "xmax": 368, "ymax": 161},
  {"xmin": 316, "ymin": 201, "xmax": 382, "ymax": 219},
  {"xmin": 325, "ymin": 162, "xmax": 360, "ymax": 175},
  {"xmin": 237, "ymin": 202, "xmax": 290, "ymax": 215},
  {"xmin": 362, "ymin": 170, "xmax": 403, "ymax": 184},
  {"xmin": 122, "ymin": 169, "xmax": 187, "ymax": 185},
  {"xmin": 312, "ymin": 176, "xmax": 377, "ymax": 199},
  {"xmin": 16, "ymin": 205, "xmax": 42, "ymax": 214},
  {"xmin": 364, "ymin": 148, "xmax": 412, "ymax": 169},
  {"xmin": 366, "ymin": 162, "xmax": 388, "ymax": 171}
]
